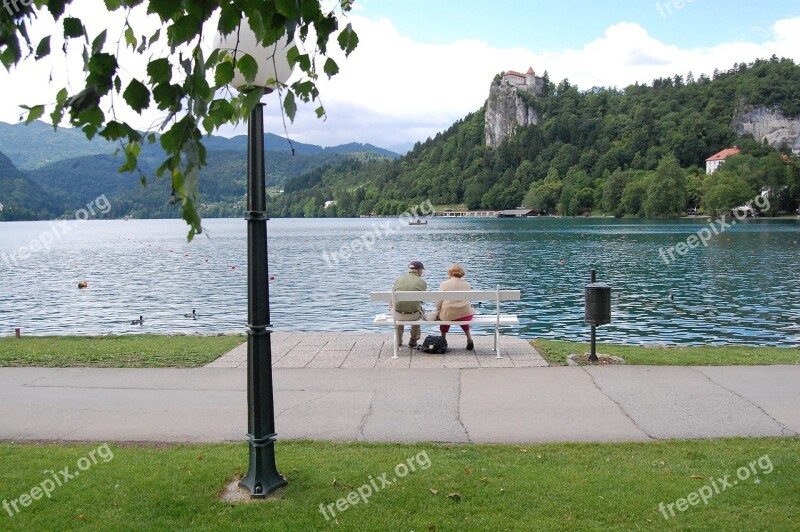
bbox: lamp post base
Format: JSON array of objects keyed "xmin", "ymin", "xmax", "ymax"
[{"xmin": 239, "ymin": 432, "xmax": 288, "ymax": 498}]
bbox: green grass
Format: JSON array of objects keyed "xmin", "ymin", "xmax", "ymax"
[
  {"xmin": 532, "ymin": 339, "xmax": 800, "ymax": 366},
  {"xmin": 0, "ymin": 335, "xmax": 245, "ymax": 368},
  {"xmin": 0, "ymin": 438, "xmax": 797, "ymax": 530}
]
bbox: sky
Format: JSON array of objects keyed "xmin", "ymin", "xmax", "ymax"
[{"xmin": 1, "ymin": 0, "xmax": 800, "ymax": 153}]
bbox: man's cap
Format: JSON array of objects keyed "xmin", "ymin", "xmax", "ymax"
[{"xmin": 408, "ymin": 260, "xmax": 425, "ymax": 270}]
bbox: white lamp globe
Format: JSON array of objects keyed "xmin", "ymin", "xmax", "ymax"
[{"xmin": 215, "ymin": 20, "xmax": 295, "ymax": 91}]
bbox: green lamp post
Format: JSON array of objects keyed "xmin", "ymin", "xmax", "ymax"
[{"xmin": 217, "ymin": 21, "xmax": 295, "ymax": 499}]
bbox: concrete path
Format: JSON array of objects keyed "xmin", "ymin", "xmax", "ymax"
[
  {"xmin": 1, "ymin": 364, "xmax": 797, "ymax": 444},
  {"xmin": 205, "ymin": 331, "xmax": 548, "ymax": 369}
]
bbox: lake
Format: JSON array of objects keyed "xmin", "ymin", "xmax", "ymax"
[{"xmin": 0, "ymin": 216, "xmax": 798, "ymax": 347}]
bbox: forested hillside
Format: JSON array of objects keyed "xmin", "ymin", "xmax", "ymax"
[
  {"xmin": 271, "ymin": 57, "xmax": 800, "ymax": 218},
  {"xmin": 0, "ymin": 152, "xmax": 64, "ymax": 220},
  {"xmin": 0, "ymin": 122, "xmax": 396, "ymax": 220}
]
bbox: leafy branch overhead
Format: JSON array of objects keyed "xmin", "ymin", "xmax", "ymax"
[{"xmin": 0, "ymin": 0, "xmax": 359, "ymax": 239}]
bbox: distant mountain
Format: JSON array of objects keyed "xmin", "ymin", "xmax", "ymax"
[
  {"xmin": 198, "ymin": 132, "xmax": 326, "ymax": 154},
  {"xmin": 323, "ymin": 142, "xmax": 398, "ymax": 157},
  {"xmin": 0, "ymin": 151, "xmax": 64, "ymax": 220},
  {"xmin": 0, "ymin": 120, "xmax": 116, "ymax": 170},
  {"xmin": 0, "ymin": 120, "xmax": 399, "ymax": 170},
  {"xmin": 0, "ymin": 120, "xmax": 401, "ymax": 221}
]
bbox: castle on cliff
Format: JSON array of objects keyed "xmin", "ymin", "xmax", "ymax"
[
  {"xmin": 501, "ymin": 67, "xmax": 544, "ymax": 96},
  {"xmin": 485, "ymin": 67, "xmax": 544, "ymax": 148}
]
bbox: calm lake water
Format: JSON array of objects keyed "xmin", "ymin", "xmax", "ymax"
[{"xmin": 0, "ymin": 217, "xmax": 798, "ymax": 347}]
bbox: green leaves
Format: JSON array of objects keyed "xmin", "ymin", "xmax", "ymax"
[
  {"xmin": 283, "ymin": 91, "xmax": 297, "ymax": 121},
  {"xmin": 236, "ymin": 54, "xmax": 259, "ymax": 84},
  {"xmin": 63, "ymin": 17, "xmax": 85, "ymax": 39},
  {"xmin": 21, "ymin": 105, "xmax": 45, "ymax": 125},
  {"xmin": 214, "ymin": 62, "xmax": 234, "ymax": 88},
  {"xmin": 323, "ymin": 58, "xmax": 339, "ymax": 78},
  {"xmin": 118, "ymin": 140, "xmax": 141, "ymax": 173},
  {"xmin": 167, "ymin": 14, "xmax": 202, "ymax": 48},
  {"xmin": 86, "ymin": 53, "xmax": 118, "ymax": 92},
  {"xmin": 240, "ymin": 88, "xmax": 266, "ymax": 118},
  {"xmin": 92, "ymin": 30, "xmax": 107, "ymax": 54},
  {"xmin": 152, "ymin": 83, "xmax": 183, "ymax": 111},
  {"xmin": 147, "ymin": 0, "xmax": 180, "ymax": 21},
  {"xmin": 338, "ymin": 23, "xmax": 359, "ymax": 56},
  {"xmin": 123, "ymin": 79, "xmax": 150, "ymax": 114},
  {"xmin": 35, "ymin": 37, "xmax": 51, "ymax": 60},
  {"xmin": 217, "ymin": 8, "xmax": 242, "ymax": 35},
  {"xmin": 204, "ymin": 99, "xmax": 236, "ymax": 132},
  {"xmin": 147, "ymin": 58, "xmax": 172, "ymax": 84},
  {"xmin": 5, "ymin": 0, "xmax": 360, "ymax": 241},
  {"xmin": 124, "ymin": 26, "xmax": 137, "ymax": 49},
  {"xmin": 99, "ymin": 120, "xmax": 141, "ymax": 143}
]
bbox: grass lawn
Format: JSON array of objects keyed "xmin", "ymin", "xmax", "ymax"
[
  {"xmin": 0, "ymin": 438, "xmax": 797, "ymax": 530},
  {"xmin": 532, "ymin": 339, "xmax": 800, "ymax": 366},
  {"xmin": 0, "ymin": 335, "xmax": 244, "ymax": 368}
]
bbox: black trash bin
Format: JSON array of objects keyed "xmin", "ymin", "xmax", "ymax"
[{"xmin": 584, "ymin": 283, "xmax": 611, "ymax": 326}]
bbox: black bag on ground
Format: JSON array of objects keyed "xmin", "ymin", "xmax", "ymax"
[{"xmin": 421, "ymin": 335, "xmax": 447, "ymax": 354}]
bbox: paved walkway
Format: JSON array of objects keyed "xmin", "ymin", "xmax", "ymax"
[
  {"xmin": 1, "ymin": 330, "xmax": 798, "ymax": 443},
  {"xmin": 205, "ymin": 332, "xmax": 548, "ymax": 369}
]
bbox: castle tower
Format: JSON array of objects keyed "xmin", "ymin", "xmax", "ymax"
[{"xmin": 525, "ymin": 66, "xmax": 536, "ymax": 88}]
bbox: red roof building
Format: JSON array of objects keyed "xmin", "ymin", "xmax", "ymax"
[{"xmin": 705, "ymin": 146, "xmax": 740, "ymax": 174}]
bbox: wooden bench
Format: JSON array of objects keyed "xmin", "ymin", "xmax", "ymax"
[{"xmin": 370, "ymin": 286, "xmax": 521, "ymax": 359}]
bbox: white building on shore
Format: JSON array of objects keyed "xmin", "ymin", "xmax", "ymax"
[{"xmin": 706, "ymin": 146, "xmax": 740, "ymax": 174}]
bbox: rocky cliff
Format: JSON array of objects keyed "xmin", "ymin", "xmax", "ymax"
[
  {"xmin": 732, "ymin": 105, "xmax": 800, "ymax": 149},
  {"xmin": 484, "ymin": 83, "xmax": 539, "ymax": 148}
]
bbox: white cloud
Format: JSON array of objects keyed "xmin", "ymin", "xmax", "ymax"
[
  {"xmin": 291, "ymin": 15, "xmax": 800, "ymax": 148},
  {"xmin": 549, "ymin": 18, "xmax": 800, "ymax": 90}
]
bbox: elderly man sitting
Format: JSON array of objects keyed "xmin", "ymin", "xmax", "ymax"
[{"xmin": 391, "ymin": 260, "xmax": 427, "ymax": 347}]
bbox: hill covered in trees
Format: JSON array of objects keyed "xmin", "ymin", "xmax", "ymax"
[
  {"xmin": 0, "ymin": 121, "xmax": 396, "ymax": 220},
  {"xmin": 271, "ymin": 57, "xmax": 800, "ymax": 218}
]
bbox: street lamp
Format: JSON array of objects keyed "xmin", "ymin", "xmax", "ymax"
[{"xmin": 216, "ymin": 22, "xmax": 295, "ymax": 499}]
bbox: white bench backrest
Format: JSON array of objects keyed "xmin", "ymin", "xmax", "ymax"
[{"xmin": 370, "ymin": 290, "xmax": 521, "ymax": 302}]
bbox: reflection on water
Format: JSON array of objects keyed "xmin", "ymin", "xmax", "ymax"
[{"xmin": 0, "ymin": 217, "xmax": 798, "ymax": 347}]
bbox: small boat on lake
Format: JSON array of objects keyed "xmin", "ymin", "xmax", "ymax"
[{"xmin": 408, "ymin": 218, "xmax": 428, "ymax": 225}]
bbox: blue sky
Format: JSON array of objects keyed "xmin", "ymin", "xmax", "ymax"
[
  {"xmin": 357, "ymin": 0, "xmax": 798, "ymax": 50},
  {"xmin": 1, "ymin": 1, "xmax": 799, "ymax": 152}
]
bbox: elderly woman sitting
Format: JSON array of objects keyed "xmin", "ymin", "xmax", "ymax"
[{"xmin": 436, "ymin": 263, "xmax": 475, "ymax": 350}]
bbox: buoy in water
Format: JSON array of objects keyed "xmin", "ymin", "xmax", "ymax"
[
  {"xmin": 269, "ymin": 275, "xmax": 276, "ymax": 281},
  {"xmin": 78, "ymin": 281, "xmax": 88, "ymax": 289}
]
